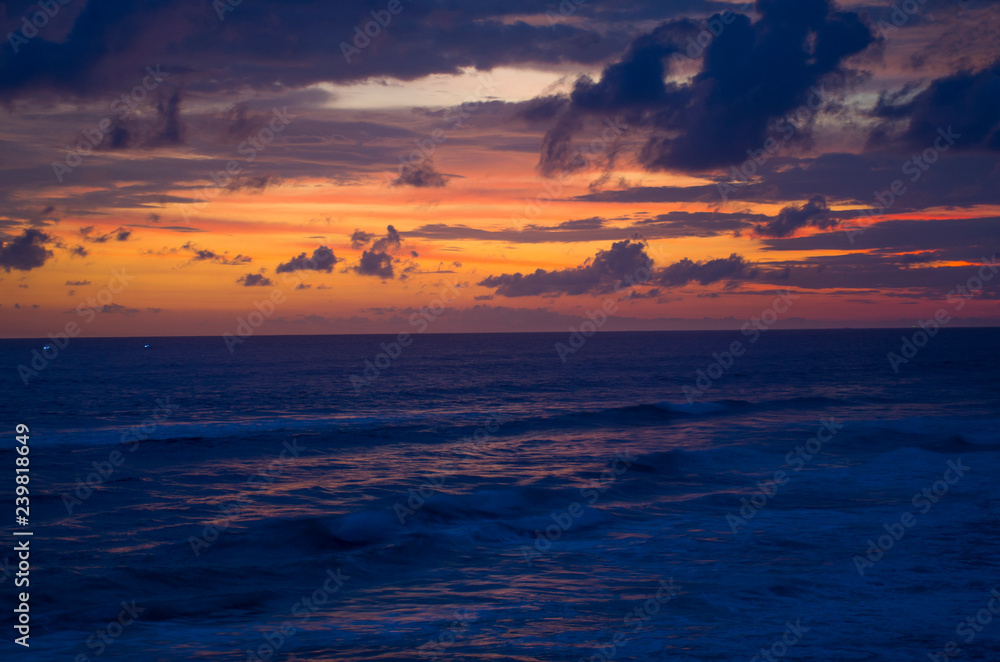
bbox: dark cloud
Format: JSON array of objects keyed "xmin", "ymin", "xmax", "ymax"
[
  {"xmin": 146, "ymin": 88, "xmax": 185, "ymax": 148},
  {"xmin": 658, "ymin": 254, "xmax": 758, "ymax": 287},
  {"xmin": 354, "ymin": 225, "xmax": 403, "ymax": 279},
  {"xmin": 754, "ymin": 255, "xmax": 1000, "ymax": 297},
  {"xmin": 753, "ymin": 195, "xmax": 838, "ymax": 238},
  {"xmin": 392, "ymin": 161, "xmax": 447, "ymax": 188},
  {"xmin": 350, "ymin": 229, "xmax": 375, "ymax": 248},
  {"xmin": 555, "ymin": 217, "xmax": 604, "ymax": 230},
  {"xmin": 65, "ymin": 280, "xmax": 91, "ymax": 285},
  {"xmin": 95, "ymin": 88, "xmax": 186, "ymax": 152},
  {"xmin": 83, "ymin": 303, "xmax": 141, "ymax": 316},
  {"xmin": 276, "ymin": 246, "xmax": 341, "ymax": 273},
  {"xmin": 356, "ymin": 250, "xmax": 395, "ymax": 279},
  {"xmin": 518, "ymin": 95, "xmax": 571, "ymax": 122},
  {"xmin": 872, "ymin": 60, "xmax": 1000, "ymax": 152},
  {"xmin": 81, "ymin": 226, "xmax": 132, "ymax": 242},
  {"xmin": 635, "ymin": 211, "xmax": 755, "ymax": 238},
  {"xmin": 182, "ymin": 242, "xmax": 251, "ymax": 265},
  {"xmin": 237, "ymin": 273, "xmax": 274, "ymax": 287},
  {"xmin": 536, "ymin": 0, "xmax": 877, "ymax": 175},
  {"xmin": 407, "ymin": 211, "xmax": 759, "ymax": 244},
  {"xmin": 576, "ymin": 150, "xmax": 1000, "ymax": 210},
  {"xmin": 479, "ymin": 239, "xmax": 652, "ymax": 297},
  {"xmin": 0, "ymin": 229, "xmax": 53, "ymax": 272},
  {"xmin": 224, "ymin": 174, "xmax": 281, "ymax": 193},
  {"xmin": 0, "ymin": 0, "xmax": 632, "ymax": 100},
  {"xmin": 0, "ymin": 0, "xmax": 185, "ymax": 97},
  {"xmin": 760, "ymin": 216, "xmax": 1000, "ymax": 263}
]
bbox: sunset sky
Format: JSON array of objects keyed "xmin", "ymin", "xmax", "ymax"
[{"xmin": 1, "ymin": 0, "xmax": 999, "ymax": 337}]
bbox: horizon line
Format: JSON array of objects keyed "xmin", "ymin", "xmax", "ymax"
[{"xmin": 3, "ymin": 325, "xmax": 1000, "ymax": 341}]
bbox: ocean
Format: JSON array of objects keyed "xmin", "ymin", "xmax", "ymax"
[{"xmin": 2, "ymin": 329, "xmax": 999, "ymax": 661}]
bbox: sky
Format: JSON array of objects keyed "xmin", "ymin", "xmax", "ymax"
[{"xmin": 0, "ymin": 0, "xmax": 999, "ymax": 337}]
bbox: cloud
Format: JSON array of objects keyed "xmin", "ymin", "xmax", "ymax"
[
  {"xmin": 237, "ymin": 273, "xmax": 274, "ymax": 287},
  {"xmin": 65, "ymin": 280, "xmax": 91, "ymax": 285},
  {"xmin": 181, "ymin": 242, "xmax": 252, "ymax": 265},
  {"xmin": 357, "ymin": 250, "xmax": 395, "ymax": 278},
  {"xmin": 224, "ymin": 173, "xmax": 281, "ymax": 193},
  {"xmin": 407, "ymin": 211, "xmax": 759, "ymax": 244},
  {"xmin": 753, "ymin": 195, "xmax": 837, "ymax": 238},
  {"xmin": 146, "ymin": 88, "xmax": 185, "ymax": 147},
  {"xmin": 80, "ymin": 226, "xmax": 133, "ymax": 243},
  {"xmin": 0, "ymin": 0, "xmax": 632, "ymax": 100},
  {"xmin": 276, "ymin": 246, "xmax": 341, "ymax": 273},
  {"xmin": 0, "ymin": 229, "xmax": 53, "ymax": 272},
  {"xmin": 350, "ymin": 229, "xmax": 375, "ymax": 248},
  {"xmin": 353, "ymin": 225, "xmax": 404, "ymax": 279},
  {"xmin": 536, "ymin": 0, "xmax": 877, "ymax": 175},
  {"xmin": 575, "ymin": 149, "xmax": 1000, "ymax": 211},
  {"xmin": 479, "ymin": 238, "xmax": 652, "ymax": 297},
  {"xmin": 753, "ymin": 255, "xmax": 1000, "ymax": 297},
  {"xmin": 759, "ymin": 216, "xmax": 1000, "ymax": 262},
  {"xmin": 392, "ymin": 161, "xmax": 447, "ymax": 188},
  {"xmin": 872, "ymin": 59, "xmax": 1000, "ymax": 152},
  {"xmin": 658, "ymin": 253, "xmax": 758, "ymax": 287},
  {"xmin": 75, "ymin": 303, "xmax": 141, "ymax": 316}
]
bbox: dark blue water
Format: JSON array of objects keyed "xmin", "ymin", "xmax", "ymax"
[{"xmin": 1, "ymin": 329, "xmax": 999, "ymax": 660}]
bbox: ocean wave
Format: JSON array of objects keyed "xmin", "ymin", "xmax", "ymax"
[{"xmin": 22, "ymin": 397, "xmax": 999, "ymax": 453}]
